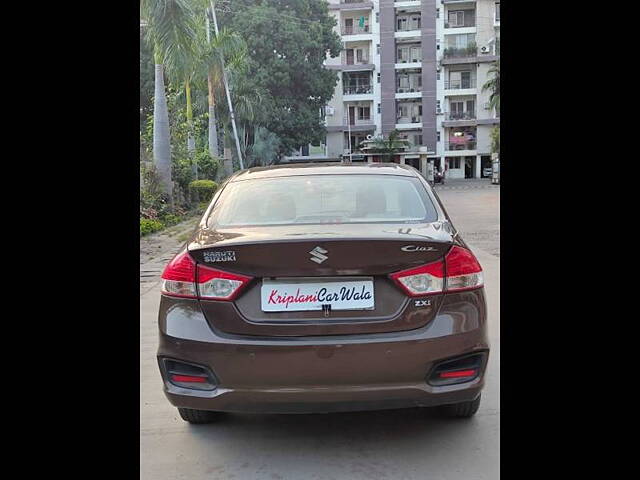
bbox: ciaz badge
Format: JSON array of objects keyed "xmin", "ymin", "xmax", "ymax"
[
  {"xmin": 203, "ymin": 250, "xmax": 236, "ymax": 263},
  {"xmin": 401, "ymin": 245, "xmax": 438, "ymax": 252}
]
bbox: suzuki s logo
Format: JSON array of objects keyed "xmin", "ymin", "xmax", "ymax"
[
  {"xmin": 309, "ymin": 246, "xmax": 329, "ymax": 264},
  {"xmin": 401, "ymin": 245, "xmax": 438, "ymax": 252}
]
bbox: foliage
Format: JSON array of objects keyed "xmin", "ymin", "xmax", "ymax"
[
  {"xmin": 189, "ymin": 179, "xmax": 218, "ymax": 202},
  {"xmin": 140, "ymin": 218, "xmax": 165, "ymax": 236},
  {"xmin": 160, "ymin": 213, "xmax": 182, "ymax": 227},
  {"xmin": 218, "ymin": 0, "xmax": 342, "ymax": 157},
  {"xmin": 140, "ymin": 30, "xmax": 155, "ymax": 130},
  {"xmin": 140, "ymin": 164, "xmax": 173, "ymax": 218},
  {"xmin": 482, "ymin": 60, "xmax": 500, "ymax": 112}
]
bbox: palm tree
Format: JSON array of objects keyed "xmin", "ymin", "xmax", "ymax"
[
  {"xmin": 366, "ymin": 130, "xmax": 411, "ymax": 157},
  {"xmin": 200, "ymin": 24, "xmax": 246, "ymax": 161},
  {"xmin": 140, "ymin": 0, "xmax": 198, "ymax": 196},
  {"xmin": 482, "ymin": 59, "xmax": 500, "ymax": 113}
]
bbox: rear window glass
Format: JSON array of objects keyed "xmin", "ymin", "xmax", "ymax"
[{"xmin": 207, "ymin": 174, "xmax": 438, "ymax": 227}]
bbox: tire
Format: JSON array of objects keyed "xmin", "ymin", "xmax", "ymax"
[
  {"xmin": 439, "ymin": 394, "xmax": 481, "ymax": 418},
  {"xmin": 177, "ymin": 407, "xmax": 222, "ymax": 424}
]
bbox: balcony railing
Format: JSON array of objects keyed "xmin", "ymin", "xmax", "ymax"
[
  {"xmin": 445, "ymin": 111, "xmax": 476, "ymax": 121},
  {"xmin": 444, "ymin": 78, "xmax": 476, "ymax": 89},
  {"xmin": 442, "ymin": 44, "xmax": 477, "ymax": 58},
  {"xmin": 341, "ymin": 51, "xmax": 370, "ymax": 65},
  {"xmin": 397, "ymin": 86, "xmax": 422, "ymax": 93},
  {"xmin": 397, "ymin": 116, "xmax": 423, "ymax": 124},
  {"xmin": 344, "ymin": 115, "xmax": 373, "ymax": 126},
  {"xmin": 344, "ymin": 84, "xmax": 372, "ymax": 95},
  {"xmin": 445, "ymin": 141, "xmax": 476, "ymax": 150},
  {"xmin": 342, "ymin": 24, "xmax": 370, "ymax": 35}
]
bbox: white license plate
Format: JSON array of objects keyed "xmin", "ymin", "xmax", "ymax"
[{"xmin": 261, "ymin": 278, "xmax": 375, "ymax": 312}]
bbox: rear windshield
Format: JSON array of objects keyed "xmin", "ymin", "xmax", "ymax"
[{"xmin": 207, "ymin": 174, "xmax": 438, "ymax": 227}]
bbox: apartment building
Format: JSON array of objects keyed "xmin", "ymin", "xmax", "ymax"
[{"xmin": 285, "ymin": 0, "xmax": 500, "ymax": 180}]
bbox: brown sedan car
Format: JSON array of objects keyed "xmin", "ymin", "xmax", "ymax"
[{"xmin": 157, "ymin": 163, "xmax": 489, "ymax": 424}]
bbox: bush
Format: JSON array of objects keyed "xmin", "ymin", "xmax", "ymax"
[
  {"xmin": 160, "ymin": 214, "xmax": 182, "ymax": 227},
  {"xmin": 140, "ymin": 218, "xmax": 164, "ymax": 236},
  {"xmin": 189, "ymin": 179, "xmax": 218, "ymax": 203}
]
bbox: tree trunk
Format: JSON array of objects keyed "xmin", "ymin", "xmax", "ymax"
[
  {"xmin": 153, "ymin": 62, "xmax": 172, "ymax": 196},
  {"xmin": 207, "ymin": 71, "xmax": 219, "ymax": 159},
  {"xmin": 185, "ymin": 77, "xmax": 197, "ymax": 179}
]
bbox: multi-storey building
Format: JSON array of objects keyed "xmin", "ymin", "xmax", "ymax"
[{"xmin": 285, "ymin": 0, "xmax": 500, "ymax": 180}]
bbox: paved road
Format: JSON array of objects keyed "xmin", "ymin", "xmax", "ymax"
[{"xmin": 140, "ymin": 183, "xmax": 500, "ymax": 480}]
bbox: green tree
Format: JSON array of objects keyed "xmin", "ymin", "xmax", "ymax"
[
  {"xmin": 482, "ymin": 59, "xmax": 500, "ymax": 113},
  {"xmin": 218, "ymin": 0, "xmax": 342, "ymax": 158},
  {"xmin": 366, "ymin": 130, "xmax": 411, "ymax": 157},
  {"xmin": 140, "ymin": 0, "xmax": 198, "ymax": 196}
]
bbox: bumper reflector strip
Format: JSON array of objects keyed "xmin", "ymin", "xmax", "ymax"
[
  {"xmin": 439, "ymin": 369, "xmax": 478, "ymax": 379},
  {"xmin": 171, "ymin": 374, "xmax": 207, "ymax": 383}
]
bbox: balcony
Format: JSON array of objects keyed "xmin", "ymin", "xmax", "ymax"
[
  {"xmin": 341, "ymin": 50, "xmax": 370, "ymax": 65},
  {"xmin": 444, "ymin": 78, "xmax": 476, "ymax": 89},
  {"xmin": 329, "ymin": 1, "xmax": 373, "ymax": 10},
  {"xmin": 445, "ymin": 111, "xmax": 476, "ymax": 121},
  {"xmin": 442, "ymin": 44, "xmax": 477, "ymax": 59},
  {"xmin": 344, "ymin": 84, "xmax": 372, "ymax": 95},
  {"xmin": 341, "ymin": 24, "xmax": 371, "ymax": 35},
  {"xmin": 445, "ymin": 140, "xmax": 476, "ymax": 151},
  {"xmin": 444, "ymin": 11, "xmax": 476, "ymax": 29}
]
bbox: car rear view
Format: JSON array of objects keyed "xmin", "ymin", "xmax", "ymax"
[{"xmin": 157, "ymin": 164, "xmax": 489, "ymax": 424}]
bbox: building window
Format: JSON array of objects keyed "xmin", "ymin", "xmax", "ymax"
[
  {"xmin": 437, "ymin": 131, "xmax": 441, "ymax": 142},
  {"xmin": 358, "ymin": 106, "xmax": 370, "ymax": 120},
  {"xmin": 436, "ymin": 8, "xmax": 439, "ymax": 19},
  {"xmin": 377, "ymin": 103, "xmax": 381, "ymax": 114},
  {"xmin": 414, "ymin": 134, "xmax": 422, "ymax": 146},
  {"xmin": 376, "ymin": 12, "xmax": 379, "ymax": 23},
  {"xmin": 376, "ymin": 43, "xmax": 380, "ymax": 55},
  {"xmin": 377, "ymin": 72, "xmax": 380, "ymax": 83},
  {"xmin": 449, "ymin": 158, "xmax": 461, "ymax": 169},
  {"xmin": 495, "ymin": 3, "xmax": 500, "ymax": 21}
]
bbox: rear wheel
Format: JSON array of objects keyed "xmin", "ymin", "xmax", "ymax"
[
  {"xmin": 439, "ymin": 394, "xmax": 481, "ymax": 418},
  {"xmin": 177, "ymin": 407, "xmax": 222, "ymax": 424}
]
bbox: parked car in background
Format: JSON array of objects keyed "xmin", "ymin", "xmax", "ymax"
[{"xmin": 157, "ymin": 163, "xmax": 489, "ymax": 424}]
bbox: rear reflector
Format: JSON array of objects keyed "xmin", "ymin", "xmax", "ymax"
[
  {"xmin": 439, "ymin": 369, "xmax": 478, "ymax": 379},
  {"xmin": 160, "ymin": 251, "xmax": 252, "ymax": 301},
  {"xmin": 171, "ymin": 374, "xmax": 207, "ymax": 383},
  {"xmin": 389, "ymin": 245, "xmax": 483, "ymax": 297}
]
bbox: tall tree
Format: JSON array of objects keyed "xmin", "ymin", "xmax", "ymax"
[
  {"xmin": 218, "ymin": 0, "xmax": 342, "ymax": 158},
  {"xmin": 140, "ymin": 0, "xmax": 198, "ymax": 196},
  {"xmin": 482, "ymin": 60, "xmax": 500, "ymax": 113}
]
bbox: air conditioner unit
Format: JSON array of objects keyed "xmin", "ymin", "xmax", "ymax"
[
  {"xmin": 480, "ymin": 46, "xmax": 490, "ymax": 54},
  {"xmin": 326, "ymin": 106, "xmax": 335, "ymax": 116},
  {"xmin": 436, "ymin": 107, "xmax": 442, "ymax": 114}
]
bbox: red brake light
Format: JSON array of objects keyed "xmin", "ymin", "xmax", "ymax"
[
  {"xmin": 444, "ymin": 246, "xmax": 483, "ymax": 292},
  {"xmin": 160, "ymin": 252, "xmax": 197, "ymax": 298},
  {"xmin": 389, "ymin": 245, "xmax": 483, "ymax": 297},
  {"xmin": 160, "ymin": 251, "xmax": 252, "ymax": 301}
]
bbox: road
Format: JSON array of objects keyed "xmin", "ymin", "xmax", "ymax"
[{"xmin": 140, "ymin": 181, "xmax": 500, "ymax": 480}]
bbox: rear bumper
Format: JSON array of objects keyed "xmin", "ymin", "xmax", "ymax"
[{"xmin": 156, "ymin": 296, "xmax": 489, "ymax": 414}]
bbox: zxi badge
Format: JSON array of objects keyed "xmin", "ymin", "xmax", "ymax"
[{"xmin": 309, "ymin": 246, "xmax": 329, "ymax": 264}]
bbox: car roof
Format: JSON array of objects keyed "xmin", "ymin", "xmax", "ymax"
[{"xmin": 228, "ymin": 162, "xmax": 419, "ymax": 182}]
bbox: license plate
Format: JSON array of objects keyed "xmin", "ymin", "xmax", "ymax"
[{"xmin": 261, "ymin": 278, "xmax": 375, "ymax": 312}]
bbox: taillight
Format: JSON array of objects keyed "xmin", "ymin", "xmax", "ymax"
[
  {"xmin": 160, "ymin": 251, "xmax": 197, "ymax": 298},
  {"xmin": 389, "ymin": 261, "xmax": 445, "ymax": 296},
  {"xmin": 444, "ymin": 245, "xmax": 483, "ymax": 292},
  {"xmin": 160, "ymin": 251, "xmax": 252, "ymax": 300},
  {"xmin": 389, "ymin": 245, "xmax": 483, "ymax": 297},
  {"xmin": 197, "ymin": 264, "xmax": 252, "ymax": 300}
]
